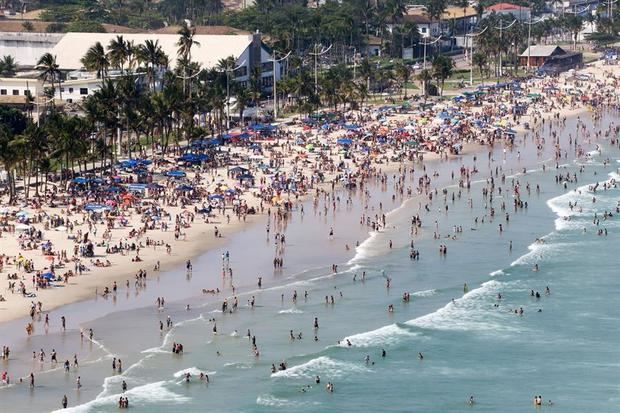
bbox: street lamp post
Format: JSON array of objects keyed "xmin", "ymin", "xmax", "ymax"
[
  {"xmin": 466, "ymin": 26, "xmax": 487, "ymax": 85},
  {"xmin": 420, "ymin": 35, "xmax": 442, "ymax": 96},
  {"xmin": 524, "ymin": 17, "xmax": 543, "ymax": 73},
  {"xmin": 216, "ymin": 60, "xmax": 246, "ymax": 130},
  {"xmin": 494, "ymin": 19, "xmax": 516, "ymax": 78},
  {"xmin": 309, "ymin": 44, "xmax": 332, "ymax": 94},
  {"xmin": 269, "ymin": 50, "xmax": 291, "ymax": 120}
]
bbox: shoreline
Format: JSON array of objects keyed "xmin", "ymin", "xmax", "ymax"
[{"xmin": 0, "ymin": 60, "xmax": 613, "ymax": 329}]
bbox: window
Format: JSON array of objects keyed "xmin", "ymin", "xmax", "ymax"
[
  {"xmin": 237, "ymin": 81, "xmax": 248, "ymax": 89},
  {"xmin": 234, "ymin": 66, "xmax": 248, "ymax": 78},
  {"xmin": 261, "ymin": 76, "xmax": 273, "ymax": 87},
  {"xmin": 12, "ymin": 90, "xmax": 19, "ymax": 96},
  {"xmin": 421, "ymin": 27, "xmax": 427, "ymax": 33},
  {"xmin": 23, "ymin": 90, "xmax": 29, "ymax": 95},
  {"xmin": 261, "ymin": 62, "xmax": 273, "ymax": 73},
  {"xmin": 0, "ymin": 90, "xmax": 6, "ymax": 95},
  {"xmin": 60, "ymin": 87, "xmax": 65, "ymax": 93},
  {"xmin": 80, "ymin": 88, "xmax": 88, "ymax": 95},
  {"xmin": 69, "ymin": 88, "xmax": 74, "ymax": 93}
]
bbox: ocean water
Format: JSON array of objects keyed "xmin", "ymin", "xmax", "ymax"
[{"xmin": 1, "ymin": 111, "xmax": 619, "ymax": 412}]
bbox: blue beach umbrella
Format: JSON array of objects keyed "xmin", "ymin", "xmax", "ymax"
[{"xmin": 165, "ymin": 170, "xmax": 186, "ymax": 178}]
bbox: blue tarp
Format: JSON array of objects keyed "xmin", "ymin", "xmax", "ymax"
[{"xmin": 41, "ymin": 272, "xmax": 54, "ymax": 280}]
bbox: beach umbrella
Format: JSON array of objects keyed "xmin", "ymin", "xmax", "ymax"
[
  {"xmin": 337, "ymin": 138, "xmax": 352, "ymax": 146},
  {"xmin": 73, "ymin": 177, "xmax": 88, "ymax": 184},
  {"xmin": 84, "ymin": 204, "xmax": 110, "ymax": 212},
  {"xmin": 16, "ymin": 211, "xmax": 29, "ymax": 218},
  {"xmin": 165, "ymin": 170, "xmax": 186, "ymax": 178},
  {"xmin": 41, "ymin": 272, "xmax": 55, "ymax": 280},
  {"xmin": 176, "ymin": 184, "xmax": 194, "ymax": 192},
  {"xmin": 208, "ymin": 194, "xmax": 224, "ymax": 200}
]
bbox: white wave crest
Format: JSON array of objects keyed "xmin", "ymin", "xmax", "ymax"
[{"xmin": 271, "ymin": 356, "xmax": 369, "ymax": 379}]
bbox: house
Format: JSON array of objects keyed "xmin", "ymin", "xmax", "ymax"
[
  {"xmin": 441, "ymin": 6, "xmax": 479, "ymax": 37},
  {"xmin": 485, "ymin": 2, "xmax": 531, "ymax": 21},
  {"xmin": 388, "ymin": 5, "xmax": 478, "ymax": 48},
  {"xmin": 548, "ymin": 0, "xmax": 599, "ymax": 16},
  {"xmin": 519, "ymin": 45, "xmax": 582, "ymax": 72},
  {"xmin": 0, "ymin": 29, "xmax": 281, "ymax": 104},
  {"xmin": 365, "ymin": 36, "xmax": 382, "ymax": 57}
]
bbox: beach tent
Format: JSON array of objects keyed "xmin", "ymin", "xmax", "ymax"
[{"xmin": 228, "ymin": 166, "xmax": 250, "ymax": 174}]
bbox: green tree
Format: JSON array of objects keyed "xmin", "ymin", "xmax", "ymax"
[
  {"xmin": 0, "ymin": 55, "xmax": 18, "ymax": 77},
  {"xmin": 36, "ymin": 53, "xmax": 62, "ymax": 101},
  {"xmin": 393, "ymin": 62, "xmax": 410, "ymax": 98},
  {"xmin": 431, "ymin": 54, "xmax": 453, "ymax": 96},
  {"xmin": 417, "ymin": 68, "xmax": 432, "ymax": 103},
  {"xmin": 472, "ymin": 52, "xmax": 487, "ymax": 83},
  {"xmin": 81, "ymin": 42, "xmax": 110, "ymax": 80},
  {"xmin": 108, "ymin": 35, "xmax": 130, "ymax": 73}
]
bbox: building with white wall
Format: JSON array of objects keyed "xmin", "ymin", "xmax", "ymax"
[{"xmin": 0, "ymin": 30, "xmax": 280, "ymax": 104}]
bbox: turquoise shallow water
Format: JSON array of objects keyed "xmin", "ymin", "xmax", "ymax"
[{"xmin": 1, "ymin": 112, "xmax": 619, "ymax": 412}]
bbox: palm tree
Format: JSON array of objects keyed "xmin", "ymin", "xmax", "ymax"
[
  {"xmin": 108, "ymin": 35, "xmax": 129, "ymax": 73},
  {"xmin": 233, "ymin": 85, "xmax": 251, "ymax": 126},
  {"xmin": 417, "ymin": 68, "xmax": 432, "ymax": 103},
  {"xmin": 137, "ymin": 40, "xmax": 167, "ymax": 90},
  {"xmin": 36, "ymin": 53, "xmax": 62, "ymax": 101},
  {"xmin": 472, "ymin": 52, "xmax": 487, "ymax": 83},
  {"xmin": 431, "ymin": 54, "xmax": 453, "ymax": 96},
  {"xmin": 81, "ymin": 42, "xmax": 110, "ymax": 80},
  {"xmin": 0, "ymin": 126, "xmax": 21, "ymax": 203},
  {"xmin": 394, "ymin": 62, "xmax": 410, "ymax": 98},
  {"xmin": 0, "ymin": 55, "xmax": 18, "ymax": 77},
  {"xmin": 177, "ymin": 21, "xmax": 200, "ymax": 96}
]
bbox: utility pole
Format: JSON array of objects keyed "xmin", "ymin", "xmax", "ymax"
[
  {"xmin": 525, "ymin": 16, "xmax": 543, "ymax": 73},
  {"xmin": 309, "ymin": 43, "xmax": 332, "ymax": 94},
  {"xmin": 269, "ymin": 50, "xmax": 291, "ymax": 120},
  {"xmin": 494, "ymin": 19, "xmax": 516, "ymax": 78},
  {"xmin": 420, "ymin": 35, "xmax": 442, "ymax": 96},
  {"xmin": 466, "ymin": 27, "xmax": 487, "ymax": 86}
]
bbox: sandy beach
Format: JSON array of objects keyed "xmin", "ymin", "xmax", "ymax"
[{"xmin": 0, "ymin": 59, "xmax": 615, "ymax": 325}]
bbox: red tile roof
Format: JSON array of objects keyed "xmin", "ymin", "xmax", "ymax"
[{"xmin": 486, "ymin": 2, "xmax": 529, "ymax": 11}]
